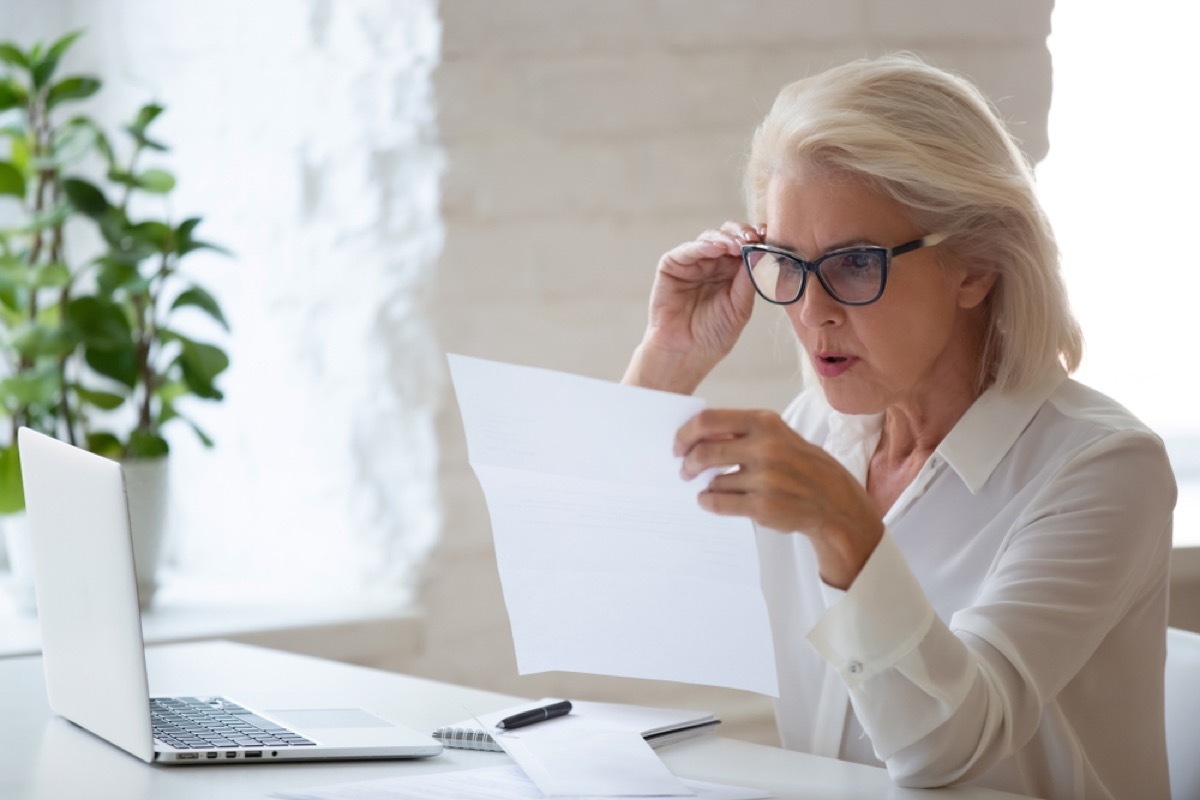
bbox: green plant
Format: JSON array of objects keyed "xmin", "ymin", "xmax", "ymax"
[{"xmin": 0, "ymin": 31, "xmax": 230, "ymax": 513}]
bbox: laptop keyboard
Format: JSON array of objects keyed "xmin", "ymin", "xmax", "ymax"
[{"xmin": 151, "ymin": 696, "xmax": 316, "ymax": 750}]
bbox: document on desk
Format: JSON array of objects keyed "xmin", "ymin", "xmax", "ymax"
[
  {"xmin": 447, "ymin": 354, "xmax": 779, "ymax": 697},
  {"xmin": 494, "ymin": 725, "xmax": 688, "ymax": 796},
  {"xmin": 272, "ymin": 764, "xmax": 771, "ymax": 800}
]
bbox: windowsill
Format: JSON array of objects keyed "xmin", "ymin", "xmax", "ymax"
[{"xmin": 0, "ymin": 571, "xmax": 426, "ymax": 664}]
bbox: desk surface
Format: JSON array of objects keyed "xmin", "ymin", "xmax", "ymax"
[{"xmin": 0, "ymin": 641, "xmax": 1031, "ymax": 800}]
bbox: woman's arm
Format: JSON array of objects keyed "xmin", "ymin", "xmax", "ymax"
[{"xmin": 807, "ymin": 429, "xmax": 1175, "ymax": 786}]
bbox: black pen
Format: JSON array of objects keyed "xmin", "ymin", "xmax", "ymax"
[{"xmin": 495, "ymin": 700, "xmax": 573, "ymax": 730}]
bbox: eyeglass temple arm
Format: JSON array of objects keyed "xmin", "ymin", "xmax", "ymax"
[{"xmin": 892, "ymin": 231, "xmax": 949, "ymax": 257}]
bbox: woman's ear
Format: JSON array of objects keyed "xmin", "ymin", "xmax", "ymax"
[{"xmin": 957, "ymin": 266, "xmax": 998, "ymax": 310}]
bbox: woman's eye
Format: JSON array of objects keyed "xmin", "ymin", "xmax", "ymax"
[{"xmin": 845, "ymin": 252, "xmax": 875, "ymax": 270}]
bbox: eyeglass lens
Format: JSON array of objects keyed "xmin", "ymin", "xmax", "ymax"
[{"xmin": 745, "ymin": 249, "xmax": 886, "ymax": 304}]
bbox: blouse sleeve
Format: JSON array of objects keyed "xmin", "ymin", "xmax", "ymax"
[{"xmin": 805, "ymin": 428, "xmax": 1175, "ymax": 787}]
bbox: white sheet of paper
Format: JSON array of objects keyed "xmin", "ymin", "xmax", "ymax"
[
  {"xmin": 271, "ymin": 764, "xmax": 771, "ymax": 800},
  {"xmin": 447, "ymin": 354, "xmax": 779, "ymax": 697},
  {"xmin": 495, "ymin": 727, "xmax": 690, "ymax": 797}
]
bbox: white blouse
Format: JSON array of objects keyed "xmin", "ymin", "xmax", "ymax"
[{"xmin": 757, "ymin": 365, "xmax": 1176, "ymax": 800}]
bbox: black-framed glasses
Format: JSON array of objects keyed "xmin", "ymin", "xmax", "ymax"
[{"xmin": 741, "ymin": 232, "xmax": 948, "ymax": 306}]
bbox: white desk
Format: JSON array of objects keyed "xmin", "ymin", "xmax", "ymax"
[{"xmin": 0, "ymin": 641, "xmax": 1033, "ymax": 800}]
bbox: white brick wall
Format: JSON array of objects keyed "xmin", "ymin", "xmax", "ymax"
[{"xmin": 419, "ymin": 0, "xmax": 1054, "ymax": 744}]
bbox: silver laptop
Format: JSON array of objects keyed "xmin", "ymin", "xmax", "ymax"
[{"xmin": 17, "ymin": 426, "xmax": 442, "ymax": 765}]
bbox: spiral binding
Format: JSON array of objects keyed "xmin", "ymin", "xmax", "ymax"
[{"xmin": 431, "ymin": 726, "xmax": 503, "ymax": 752}]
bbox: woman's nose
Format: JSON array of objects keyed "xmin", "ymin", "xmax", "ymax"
[{"xmin": 793, "ymin": 273, "xmax": 845, "ymax": 329}]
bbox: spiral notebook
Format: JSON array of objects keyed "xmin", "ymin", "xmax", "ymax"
[{"xmin": 433, "ymin": 698, "xmax": 719, "ymax": 752}]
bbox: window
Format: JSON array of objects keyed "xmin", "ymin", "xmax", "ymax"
[
  {"xmin": 1039, "ymin": 3, "xmax": 1200, "ymax": 546},
  {"xmin": 2, "ymin": 2, "xmax": 445, "ymax": 605}
]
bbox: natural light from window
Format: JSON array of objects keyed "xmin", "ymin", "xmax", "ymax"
[{"xmin": 1039, "ymin": 3, "xmax": 1200, "ymax": 546}]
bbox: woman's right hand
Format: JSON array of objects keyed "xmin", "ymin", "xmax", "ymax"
[{"xmin": 623, "ymin": 222, "xmax": 764, "ymax": 394}]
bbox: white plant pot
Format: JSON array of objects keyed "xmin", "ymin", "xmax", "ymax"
[
  {"xmin": 2, "ymin": 512, "xmax": 36, "ymax": 613},
  {"xmin": 121, "ymin": 455, "xmax": 171, "ymax": 610},
  {"xmin": 2, "ymin": 455, "xmax": 170, "ymax": 612}
]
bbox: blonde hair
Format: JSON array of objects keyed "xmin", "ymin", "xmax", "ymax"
[{"xmin": 744, "ymin": 53, "xmax": 1082, "ymax": 393}]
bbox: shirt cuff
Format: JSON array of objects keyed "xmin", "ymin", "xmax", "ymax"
[{"xmin": 806, "ymin": 532, "xmax": 936, "ymax": 686}]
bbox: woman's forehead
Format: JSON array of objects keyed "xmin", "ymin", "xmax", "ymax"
[{"xmin": 764, "ymin": 171, "xmax": 917, "ymax": 252}]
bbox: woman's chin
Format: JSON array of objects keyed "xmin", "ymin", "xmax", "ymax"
[{"xmin": 820, "ymin": 383, "xmax": 884, "ymax": 417}]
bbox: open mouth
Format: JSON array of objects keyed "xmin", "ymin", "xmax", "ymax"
[{"xmin": 813, "ymin": 352, "xmax": 857, "ymax": 377}]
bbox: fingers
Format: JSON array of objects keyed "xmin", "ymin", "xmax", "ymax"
[
  {"xmin": 674, "ymin": 408, "xmax": 772, "ymax": 457},
  {"xmin": 718, "ymin": 221, "xmax": 767, "ymax": 243},
  {"xmin": 677, "ymin": 236, "xmax": 737, "ymax": 260},
  {"xmin": 693, "ymin": 221, "xmax": 767, "ymax": 253},
  {"xmin": 659, "ymin": 222, "xmax": 768, "ymax": 278},
  {"xmin": 675, "ymin": 408, "xmax": 785, "ymax": 479}
]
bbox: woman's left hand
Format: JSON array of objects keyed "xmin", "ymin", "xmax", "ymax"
[{"xmin": 675, "ymin": 408, "xmax": 885, "ymax": 589}]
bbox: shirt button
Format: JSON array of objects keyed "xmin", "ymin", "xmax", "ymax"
[{"xmin": 847, "ymin": 660, "xmax": 863, "ymax": 675}]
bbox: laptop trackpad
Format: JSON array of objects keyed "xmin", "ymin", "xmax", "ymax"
[{"xmin": 266, "ymin": 709, "xmax": 395, "ymax": 729}]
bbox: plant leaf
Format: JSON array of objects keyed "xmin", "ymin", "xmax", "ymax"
[
  {"xmin": 9, "ymin": 320, "xmax": 80, "ymax": 359},
  {"xmin": 0, "ymin": 79, "xmax": 25, "ymax": 112},
  {"xmin": 0, "ymin": 287, "xmax": 19, "ymax": 313},
  {"xmin": 154, "ymin": 381, "xmax": 188, "ymax": 403},
  {"xmin": 95, "ymin": 258, "xmax": 146, "ymax": 294},
  {"xmin": 84, "ymin": 346, "xmax": 138, "ymax": 388},
  {"xmin": 50, "ymin": 118, "xmax": 99, "ymax": 168},
  {"xmin": 185, "ymin": 416, "xmax": 215, "ymax": 447},
  {"xmin": 33, "ymin": 262, "xmax": 71, "ymax": 288},
  {"xmin": 62, "ymin": 116, "xmax": 115, "ymax": 167},
  {"xmin": 45, "ymin": 30, "xmax": 84, "ymax": 64},
  {"xmin": 0, "ymin": 44, "xmax": 30, "ymax": 70},
  {"xmin": 171, "ymin": 286, "xmax": 229, "ymax": 331},
  {"xmin": 180, "ymin": 239, "xmax": 232, "ymax": 257},
  {"xmin": 62, "ymin": 177, "xmax": 110, "ymax": 217},
  {"xmin": 46, "ymin": 76, "xmax": 101, "ymax": 109},
  {"xmin": 19, "ymin": 202, "xmax": 71, "ymax": 233},
  {"xmin": 106, "ymin": 168, "xmax": 138, "ymax": 188},
  {"xmin": 6, "ymin": 129, "xmax": 31, "ymax": 175},
  {"xmin": 175, "ymin": 216, "xmax": 231, "ymax": 257},
  {"xmin": 127, "ymin": 430, "xmax": 169, "ymax": 458},
  {"xmin": 135, "ymin": 168, "xmax": 175, "ymax": 194},
  {"xmin": 125, "ymin": 220, "xmax": 173, "ymax": 255},
  {"xmin": 67, "ymin": 295, "xmax": 133, "ymax": 350},
  {"xmin": 86, "ymin": 431, "xmax": 124, "ymax": 459},
  {"xmin": 0, "ymin": 368, "xmax": 61, "ymax": 406},
  {"xmin": 0, "ymin": 161, "xmax": 24, "ymax": 199},
  {"xmin": 129, "ymin": 103, "xmax": 164, "ymax": 135},
  {"xmin": 0, "ymin": 444, "xmax": 25, "ymax": 514},
  {"xmin": 176, "ymin": 336, "xmax": 229, "ymax": 399},
  {"xmin": 31, "ymin": 54, "xmax": 59, "ymax": 91},
  {"xmin": 75, "ymin": 385, "xmax": 127, "ymax": 410}
]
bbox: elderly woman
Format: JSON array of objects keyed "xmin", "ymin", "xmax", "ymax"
[{"xmin": 623, "ymin": 55, "xmax": 1175, "ymax": 800}]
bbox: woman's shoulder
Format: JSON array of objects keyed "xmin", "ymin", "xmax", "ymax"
[
  {"xmin": 1034, "ymin": 378, "xmax": 1175, "ymax": 500},
  {"xmin": 1048, "ymin": 378, "xmax": 1164, "ymax": 443}
]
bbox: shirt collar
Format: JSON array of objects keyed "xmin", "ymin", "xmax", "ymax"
[
  {"xmin": 937, "ymin": 363, "xmax": 1068, "ymax": 494},
  {"xmin": 818, "ymin": 363, "xmax": 1068, "ymax": 495}
]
